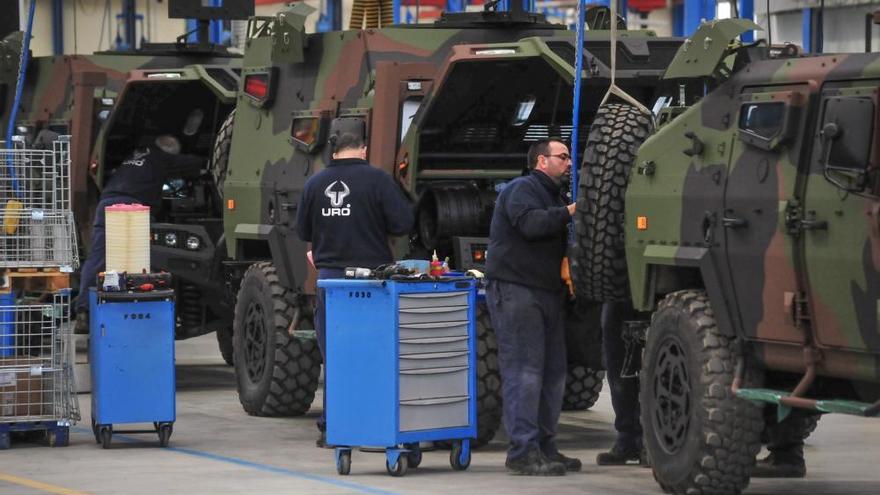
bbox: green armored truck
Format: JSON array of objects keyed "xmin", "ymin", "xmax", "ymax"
[
  {"xmin": 570, "ymin": 18, "xmax": 880, "ymax": 495},
  {"xmin": 4, "ymin": 2, "xmax": 681, "ymax": 445},
  {"xmin": 202, "ymin": 3, "xmax": 687, "ymax": 444}
]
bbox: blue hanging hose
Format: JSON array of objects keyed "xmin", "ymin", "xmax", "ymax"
[
  {"xmin": 569, "ymin": 0, "xmax": 586, "ymax": 205},
  {"xmin": 5, "ymin": 0, "xmax": 37, "ymax": 198}
]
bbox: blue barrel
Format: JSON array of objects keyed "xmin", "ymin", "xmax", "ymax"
[{"xmin": 0, "ymin": 292, "xmax": 13, "ymax": 357}]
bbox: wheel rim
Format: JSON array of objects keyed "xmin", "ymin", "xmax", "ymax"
[
  {"xmin": 651, "ymin": 335, "xmax": 691, "ymax": 455},
  {"xmin": 243, "ymin": 300, "xmax": 267, "ymax": 382}
]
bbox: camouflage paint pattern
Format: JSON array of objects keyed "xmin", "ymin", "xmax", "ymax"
[
  {"xmin": 628, "ymin": 19, "xmax": 880, "ymax": 387},
  {"xmin": 222, "ymin": 5, "xmax": 680, "ymax": 293},
  {"xmin": 0, "ymin": 32, "xmax": 241, "ymax": 238}
]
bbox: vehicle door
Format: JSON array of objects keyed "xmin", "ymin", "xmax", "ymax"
[
  {"xmin": 801, "ymin": 82, "xmax": 880, "ymax": 354},
  {"xmin": 722, "ymin": 86, "xmax": 810, "ymax": 344}
]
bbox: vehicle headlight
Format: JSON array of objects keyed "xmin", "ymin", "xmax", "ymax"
[
  {"xmin": 164, "ymin": 232, "xmax": 178, "ymax": 247},
  {"xmin": 186, "ymin": 235, "xmax": 201, "ymax": 250}
]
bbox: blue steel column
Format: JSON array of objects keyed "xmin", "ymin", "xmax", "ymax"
[
  {"xmin": 672, "ymin": 3, "xmax": 684, "ymax": 36},
  {"xmin": 394, "ymin": 0, "xmax": 401, "ymax": 24},
  {"xmin": 739, "ymin": 0, "xmax": 753, "ymax": 41},
  {"xmin": 122, "ymin": 0, "xmax": 137, "ymax": 50},
  {"xmin": 318, "ymin": 0, "xmax": 340, "ymax": 31},
  {"xmin": 52, "ymin": 0, "xmax": 64, "ymax": 55},
  {"xmin": 447, "ymin": 0, "xmax": 467, "ymax": 13},
  {"xmin": 684, "ymin": 0, "xmax": 716, "ymax": 36},
  {"xmin": 802, "ymin": 8, "xmax": 812, "ymax": 53}
]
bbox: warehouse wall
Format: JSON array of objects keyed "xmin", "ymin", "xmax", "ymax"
[{"xmin": 755, "ymin": 0, "xmax": 880, "ymax": 53}]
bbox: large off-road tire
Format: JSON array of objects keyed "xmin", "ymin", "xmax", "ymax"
[
  {"xmin": 569, "ymin": 103, "xmax": 654, "ymax": 302},
  {"xmin": 233, "ymin": 262, "xmax": 322, "ymax": 416},
  {"xmin": 562, "ymin": 365, "xmax": 605, "ymax": 411},
  {"xmin": 474, "ymin": 304, "xmax": 502, "ymax": 447},
  {"xmin": 216, "ymin": 326, "xmax": 234, "ymax": 366},
  {"xmin": 211, "ymin": 110, "xmax": 235, "ymax": 201},
  {"xmin": 641, "ymin": 290, "xmax": 763, "ymax": 495}
]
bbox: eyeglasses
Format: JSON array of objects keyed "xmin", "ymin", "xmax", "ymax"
[{"xmin": 543, "ymin": 153, "xmax": 571, "ymax": 162}]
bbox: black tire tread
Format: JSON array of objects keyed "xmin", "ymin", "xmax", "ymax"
[
  {"xmin": 211, "ymin": 110, "xmax": 235, "ymax": 200},
  {"xmin": 234, "ymin": 262, "xmax": 321, "ymax": 417},
  {"xmin": 570, "ymin": 103, "xmax": 653, "ymax": 302},
  {"xmin": 644, "ymin": 290, "xmax": 763, "ymax": 495},
  {"xmin": 562, "ymin": 365, "xmax": 605, "ymax": 411},
  {"xmin": 475, "ymin": 305, "xmax": 502, "ymax": 447},
  {"xmin": 216, "ymin": 326, "xmax": 234, "ymax": 366}
]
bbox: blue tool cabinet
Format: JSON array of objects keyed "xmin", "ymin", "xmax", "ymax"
[
  {"xmin": 89, "ymin": 289, "xmax": 175, "ymax": 448},
  {"xmin": 319, "ymin": 277, "xmax": 477, "ymax": 477}
]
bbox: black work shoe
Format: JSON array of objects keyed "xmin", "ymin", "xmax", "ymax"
[
  {"xmin": 506, "ymin": 449, "xmax": 566, "ymax": 476},
  {"xmin": 73, "ymin": 313, "xmax": 89, "ymax": 335},
  {"xmin": 544, "ymin": 450, "xmax": 582, "ymax": 472},
  {"xmin": 596, "ymin": 444, "xmax": 645, "ymax": 466},
  {"xmin": 752, "ymin": 452, "xmax": 806, "ymax": 478}
]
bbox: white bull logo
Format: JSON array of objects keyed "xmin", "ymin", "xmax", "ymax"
[{"xmin": 324, "ymin": 180, "xmax": 351, "ymax": 207}]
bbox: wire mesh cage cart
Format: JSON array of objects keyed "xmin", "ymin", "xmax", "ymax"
[
  {"xmin": 0, "ymin": 290, "xmax": 80, "ymax": 448},
  {"xmin": 0, "ymin": 136, "xmax": 78, "ymax": 270}
]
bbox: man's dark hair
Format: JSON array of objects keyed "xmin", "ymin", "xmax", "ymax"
[
  {"xmin": 526, "ymin": 138, "xmax": 564, "ymax": 169},
  {"xmin": 329, "ymin": 117, "xmax": 367, "ymax": 152}
]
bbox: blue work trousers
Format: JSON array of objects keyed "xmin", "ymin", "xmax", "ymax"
[
  {"xmin": 314, "ymin": 267, "xmax": 345, "ymax": 432},
  {"xmin": 75, "ymin": 196, "xmax": 139, "ymax": 314},
  {"xmin": 602, "ymin": 301, "xmax": 643, "ymax": 450},
  {"xmin": 487, "ymin": 279, "xmax": 567, "ymax": 461}
]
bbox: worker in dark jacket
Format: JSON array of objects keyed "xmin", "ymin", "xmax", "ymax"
[
  {"xmin": 74, "ymin": 134, "xmax": 204, "ymax": 330},
  {"xmin": 486, "ymin": 138, "xmax": 577, "ymax": 476},
  {"xmin": 295, "ymin": 117, "xmax": 414, "ymax": 446}
]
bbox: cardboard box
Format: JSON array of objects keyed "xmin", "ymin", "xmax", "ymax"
[{"xmin": 0, "ymin": 357, "xmax": 48, "ymax": 418}]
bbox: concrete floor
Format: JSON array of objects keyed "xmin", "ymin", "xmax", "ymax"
[{"xmin": 2, "ymin": 335, "xmax": 879, "ymax": 495}]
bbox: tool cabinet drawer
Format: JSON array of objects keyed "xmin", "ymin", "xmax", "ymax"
[
  {"xmin": 399, "ymin": 365, "xmax": 468, "ymax": 401},
  {"xmin": 399, "ymin": 291, "xmax": 469, "ymax": 309},
  {"xmin": 399, "ymin": 321, "xmax": 468, "ymax": 340},
  {"xmin": 399, "ymin": 335, "xmax": 469, "ymax": 355},
  {"xmin": 398, "ymin": 305, "xmax": 468, "ymax": 325},
  {"xmin": 399, "ymin": 396, "xmax": 469, "ymax": 432},
  {"xmin": 399, "ymin": 351, "xmax": 469, "ymax": 371}
]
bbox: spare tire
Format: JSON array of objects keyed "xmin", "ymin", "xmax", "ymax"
[
  {"xmin": 211, "ymin": 110, "xmax": 235, "ymax": 204},
  {"xmin": 569, "ymin": 103, "xmax": 654, "ymax": 302}
]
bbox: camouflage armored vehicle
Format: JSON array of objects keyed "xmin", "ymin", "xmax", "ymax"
[
  {"xmin": 3, "ymin": 2, "xmax": 680, "ymax": 445},
  {"xmin": 204, "ymin": 3, "xmax": 684, "ymax": 444},
  {"xmin": 570, "ymin": 18, "xmax": 880, "ymax": 494}
]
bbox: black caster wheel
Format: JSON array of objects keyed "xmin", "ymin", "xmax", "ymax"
[
  {"xmin": 100, "ymin": 427, "xmax": 112, "ymax": 449},
  {"xmin": 91, "ymin": 417, "xmax": 100, "ymax": 444},
  {"xmin": 450, "ymin": 442, "xmax": 470, "ymax": 471},
  {"xmin": 386, "ymin": 454, "xmax": 409, "ymax": 477},
  {"xmin": 47, "ymin": 428, "xmax": 68, "ymax": 447},
  {"xmin": 403, "ymin": 443, "xmax": 422, "ymax": 468},
  {"xmin": 158, "ymin": 424, "xmax": 173, "ymax": 447},
  {"xmin": 336, "ymin": 450, "xmax": 351, "ymax": 475},
  {"xmin": 408, "ymin": 449, "xmax": 422, "ymax": 468}
]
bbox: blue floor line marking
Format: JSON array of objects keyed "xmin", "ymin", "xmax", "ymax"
[{"xmin": 72, "ymin": 427, "xmax": 397, "ymax": 495}]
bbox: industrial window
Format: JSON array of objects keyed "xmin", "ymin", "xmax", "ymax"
[
  {"xmin": 823, "ymin": 97, "xmax": 874, "ymax": 171},
  {"xmin": 739, "ymin": 102, "xmax": 785, "ymax": 140}
]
